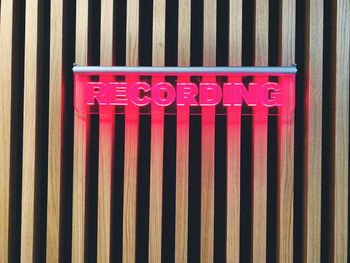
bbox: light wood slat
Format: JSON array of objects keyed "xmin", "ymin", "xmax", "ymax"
[
  {"xmin": 226, "ymin": 78, "xmax": 241, "ymax": 263},
  {"xmin": 252, "ymin": 0, "xmax": 269, "ymax": 262},
  {"xmin": 72, "ymin": 0, "xmax": 89, "ymax": 261},
  {"xmin": 226, "ymin": 1, "xmax": 242, "ymax": 262},
  {"xmin": 47, "ymin": 0, "xmax": 63, "ymax": 261},
  {"xmin": 148, "ymin": 0, "xmax": 166, "ymax": 262},
  {"xmin": 332, "ymin": 0, "xmax": 349, "ymax": 261},
  {"xmin": 252, "ymin": 78, "xmax": 268, "ymax": 263},
  {"xmin": 174, "ymin": 1, "xmax": 191, "ymax": 259},
  {"xmin": 175, "ymin": 79, "xmax": 190, "ymax": 263},
  {"xmin": 302, "ymin": 0, "xmax": 323, "ymax": 262},
  {"xmin": 201, "ymin": 1, "xmax": 216, "ymax": 262},
  {"xmin": 0, "ymin": 0, "xmax": 13, "ymax": 261},
  {"xmin": 277, "ymin": 0, "xmax": 295, "ymax": 262},
  {"xmin": 97, "ymin": 0, "xmax": 114, "ymax": 261},
  {"xmin": 123, "ymin": 0, "xmax": 139, "ymax": 261},
  {"xmin": 21, "ymin": 0, "xmax": 38, "ymax": 261}
]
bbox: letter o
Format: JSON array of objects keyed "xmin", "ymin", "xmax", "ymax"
[{"xmin": 151, "ymin": 82, "xmax": 176, "ymax": 106}]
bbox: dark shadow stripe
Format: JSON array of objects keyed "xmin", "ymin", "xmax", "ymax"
[
  {"xmin": 293, "ymin": 0, "xmax": 306, "ymax": 261},
  {"xmin": 33, "ymin": 0, "xmax": 51, "ymax": 260},
  {"xmin": 59, "ymin": 0, "xmax": 76, "ymax": 261},
  {"xmin": 321, "ymin": 0, "xmax": 334, "ymax": 262},
  {"xmin": 188, "ymin": 0, "xmax": 203, "ymax": 261},
  {"xmin": 110, "ymin": 1, "xmax": 127, "ymax": 259},
  {"xmin": 9, "ymin": 0, "xmax": 25, "ymax": 261},
  {"xmin": 214, "ymin": 0, "xmax": 228, "ymax": 260},
  {"xmin": 266, "ymin": 0, "xmax": 280, "ymax": 262},
  {"xmin": 162, "ymin": 113, "xmax": 176, "ymax": 263},
  {"xmin": 136, "ymin": 1, "xmax": 153, "ymax": 261},
  {"xmin": 240, "ymin": 0, "xmax": 254, "ymax": 260},
  {"xmin": 84, "ymin": 0, "xmax": 101, "ymax": 261},
  {"xmin": 111, "ymin": 112, "xmax": 125, "ymax": 263},
  {"xmin": 136, "ymin": 113, "xmax": 151, "ymax": 263},
  {"xmin": 114, "ymin": 0, "xmax": 126, "ymax": 66}
]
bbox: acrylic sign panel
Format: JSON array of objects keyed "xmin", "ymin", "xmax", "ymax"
[{"xmin": 73, "ymin": 66, "xmax": 296, "ymax": 115}]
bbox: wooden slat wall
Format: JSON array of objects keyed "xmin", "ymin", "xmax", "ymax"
[
  {"xmin": 123, "ymin": 0, "xmax": 139, "ymax": 262},
  {"xmin": 0, "ymin": 0, "xmax": 349, "ymax": 262},
  {"xmin": 303, "ymin": 0, "xmax": 323, "ymax": 262},
  {"xmin": 47, "ymin": 0, "xmax": 63, "ymax": 261},
  {"xmin": 97, "ymin": 0, "xmax": 114, "ymax": 261},
  {"xmin": 21, "ymin": 0, "xmax": 38, "ymax": 261},
  {"xmin": 226, "ymin": 0, "xmax": 242, "ymax": 262},
  {"xmin": 0, "ymin": 0, "xmax": 13, "ymax": 261},
  {"xmin": 251, "ymin": 0, "xmax": 269, "ymax": 262},
  {"xmin": 72, "ymin": 0, "xmax": 89, "ymax": 261},
  {"xmin": 278, "ymin": 0, "xmax": 296, "ymax": 262},
  {"xmin": 175, "ymin": 0, "xmax": 191, "ymax": 262},
  {"xmin": 331, "ymin": 0, "xmax": 349, "ymax": 261}
]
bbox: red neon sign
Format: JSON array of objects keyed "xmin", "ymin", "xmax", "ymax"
[{"xmin": 73, "ymin": 66, "xmax": 296, "ymax": 115}]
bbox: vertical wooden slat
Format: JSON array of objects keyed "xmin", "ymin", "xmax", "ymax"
[
  {"xmin": 21, "ymin": 0, "xmax": 38, "ymax": 261},
  {"xmin": 97, "ymin": 0, "xmax": 114, "ymax": 261},
  {"xmin": 252, "ymin": 0, "xmax": 268, "ymax": 262},
  {"xmin": 226, "ymin": 1, "xmax": 242, "ymax": 262},
  {"xmin": 123, "ymin": 0, "xmax": 139, "ymax": 261},
  {"xmin": 175, "ymin": 0, "xmax": 191, "ymax": 262},
  {"xmin": 201, "ymin": 0, "xmax": 216, "ymax": 262},
  {"xmin": 277, "ymin": 0, "xmax": 295, "ymax": 262},
  {"xmin": 331, "ymin": 0, "xmax": 349, "ymax": 261},
  {"xmin": 148, "ymin": 0, "xmax": 166, "ymax": 262},
  {"xmin": 0, "ymin": 0, "xmax": 13, "ymax": 260},
  {"xmin": 47, "ymin": 0, "xmax": 63, "ymax": 261},
  {"xmin": 302, "ymin": 0, "xmax": 323, "ymax": 262},
  {"xmin": 72, "ymin": 0, "xmax": 89, "ymax": 261}
]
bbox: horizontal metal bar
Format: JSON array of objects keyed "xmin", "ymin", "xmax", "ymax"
[{"xmin": 72, "ymin": 65, "xmax": 297, "ymax": 75}]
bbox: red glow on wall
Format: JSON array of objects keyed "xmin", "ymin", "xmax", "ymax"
[{"xmin": 74, "ymin": 68, "xmax": 295, "ymax": 116}]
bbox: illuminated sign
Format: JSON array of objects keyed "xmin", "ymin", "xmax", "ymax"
[{"xmin": 73, "ymin": 66, "xmax": 296, "ymax": 115}]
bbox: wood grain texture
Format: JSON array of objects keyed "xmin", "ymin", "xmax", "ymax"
[
  {"xmin": 0, "ymin": 0, "xmax": 13, "ymax": 261},
  {"xmin": 97, "ymin": 0, "xmax": 114, "ymax": 261},
  {"xmin": 148, "ymin": 0, "xmax": 166, "ymax": 262},
  {"xmin": 277, "ymin": 0, "xmax": 295, "ymax": 262},
  {"xmin": 302, "ymin": 0, "xmax": 323, "ymax": 262},
  {"xmin": 123, "ymin": 0, "xmax": 139, "ymax": 261},
  {"xmin": 46, "ymin": 0, "xmax": 63, "ymax": 261},
  {"xmin": 201, "ymin": 2, "xmax": 216, "ymax": 262},
  {"xmin": 331, "ymin": 0, "xmax": 349, "ymax": 261},
  {"xmin": 72, "ymin": 0, "xmax": 89, "ymax": 261},
  {"xmin": 175, "ymin": 1, "xmax": 191, "ymax": 262},
  {"xmin": 252, "ymin": 1, "xmax": 268, "ymax": 262},
  {"xmin": 21, "ymin": 0, "xmax": 38, "ymax": 261},
  {"xmin": 226, "ymin": 1, "xmax": 242, "ymax": 262}
]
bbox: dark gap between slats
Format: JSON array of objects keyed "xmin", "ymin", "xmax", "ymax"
[
  {"xmin": 165, "ymin": 0, "xmax": 178, "ymax": 67},
  {"xmin": 8, "ymin": 0, "xmax": 25, "ymax": 261},
  {"xmin": 136, "ymin": 0, "xmax": 153, "ymax": 261},
  {"xmin": 293, "ymin": 0, "xmax": 306, "ymax": 261},
  {"xmin": 266, "ymin": 0, "xmax": 279, "ymax": 262},
  {"xmin": 136, "ymin": 113, "xmax": 151, "ymax": 263},
  {"xmin": 214, "ymin": 109, "xmax": 227, "ymax": 263},
  {"xmin": 321, "ymin": 0, "xmax": 334, "ymax": 261},
  {"xmin": 84, "ymin": 0, "xmax": 101, "ymax": 261},
  {"xmin": 59, "ymin": 0, "xmax": 76, "ymax": 261},
  {"xmin": 161, "ymin": 0, "xmax": 178, "ymax": 258},
  {"xmin": 113, "ymin": 0, "xmax": 126, "ymax": 66},
  {"xmin": 162, "ymin": 111, "xmax": 176, "ymax": 263},
  {"xmin": 111, "ymin": 112, "xmax": 125, "ymax": 263},
  {"xmin": 110, "ymin": 0, "xmax": 126, "ymax": 262},
  {"xmin": 161, "ymin": 0, "xmax": 179, "ymax": 261},
  {"xmin": 240, "ymin": 0, "xmax": 254, "ymax": 261},
  {"xmin": 214, "ymin": 0, "xmax": 228, "ymax": 261},
  {"xmin": 188, "ymin": 0, "xmax": 203, "ymax": 261},
  {"xmin": 33, "ymin": 0, "xmax": 50, "ymax": 260}
]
